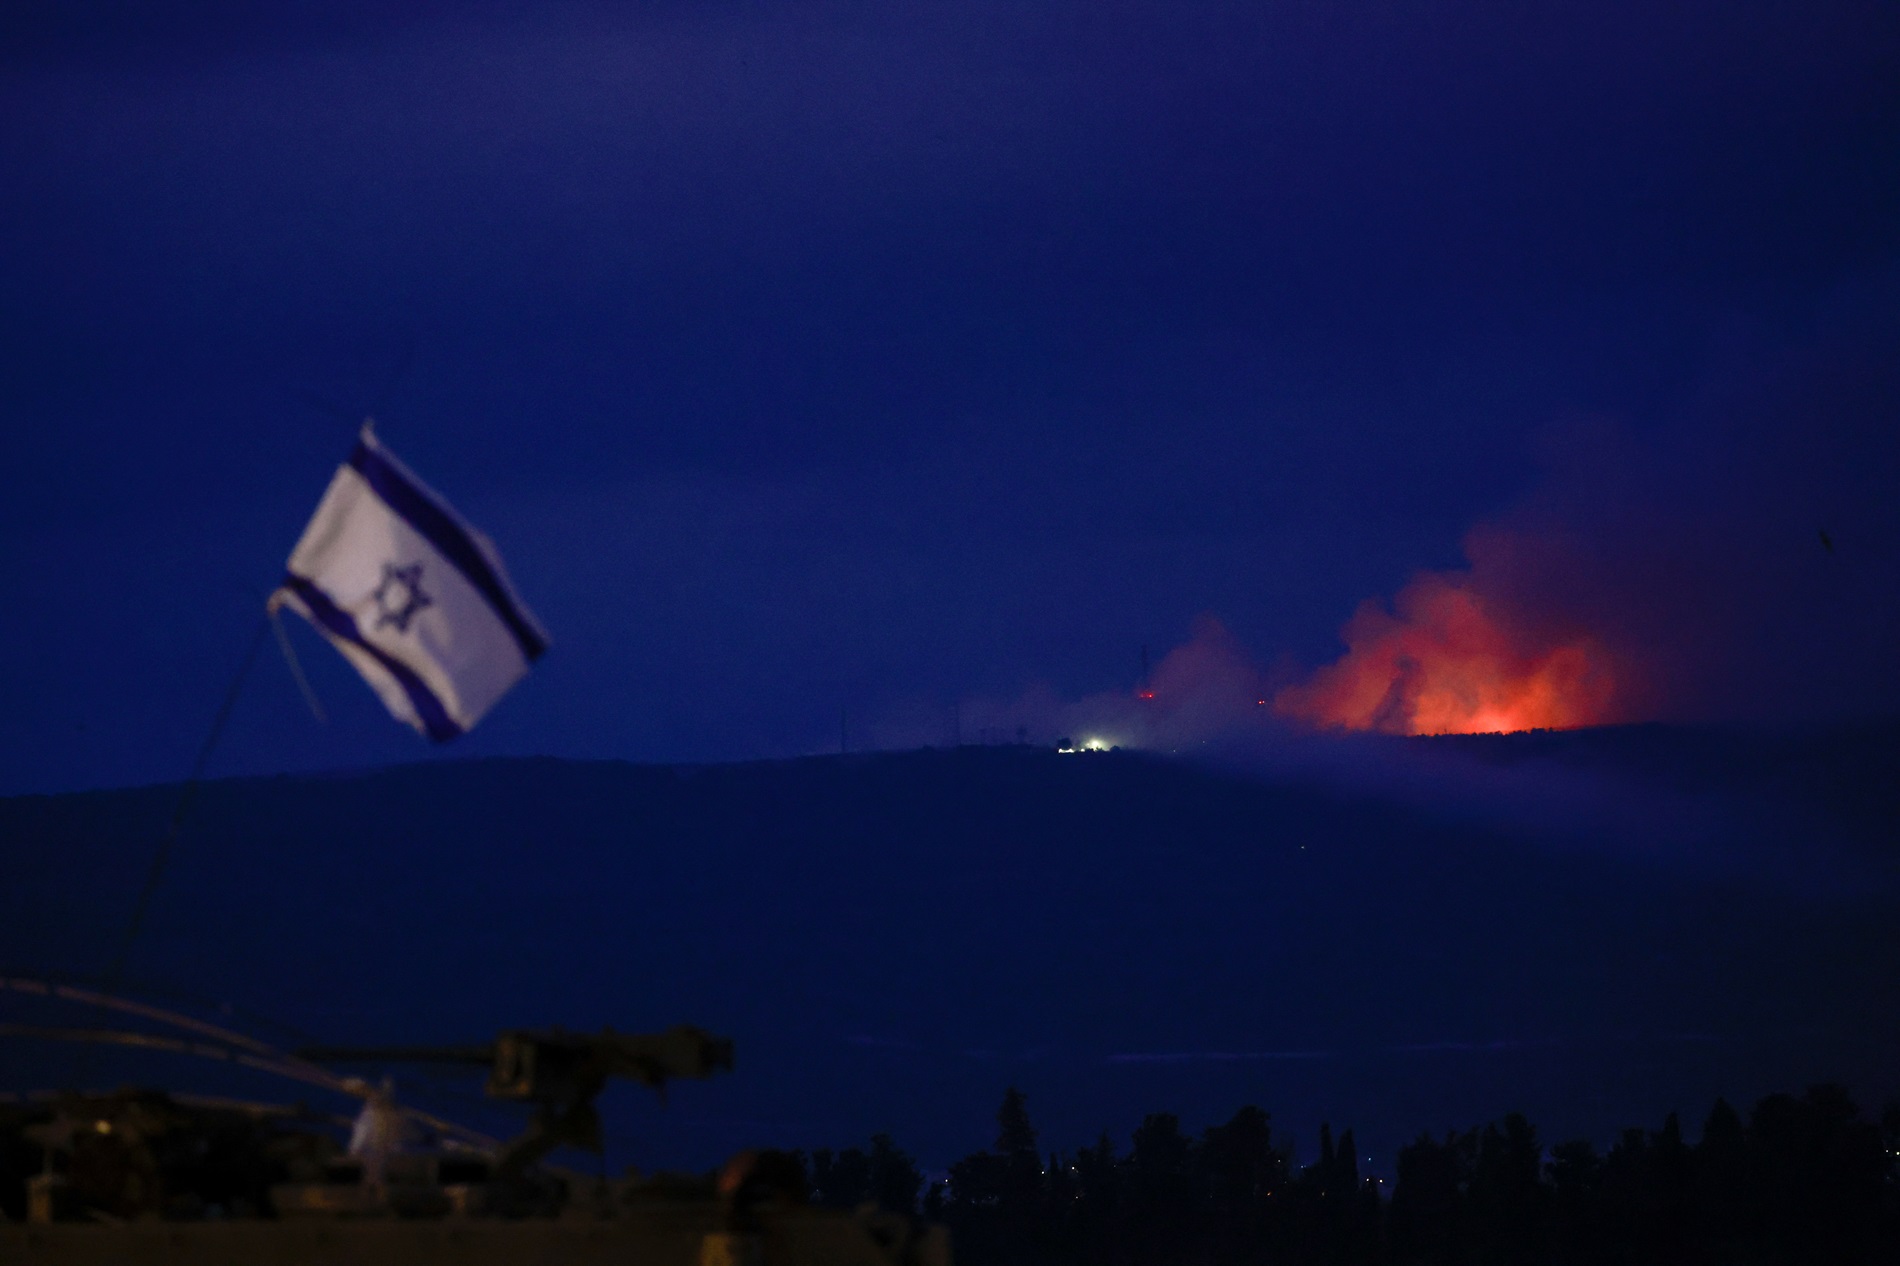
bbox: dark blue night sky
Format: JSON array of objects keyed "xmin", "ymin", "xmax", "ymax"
[{"xmin": 4, "ymin": 0, "xmax": 1897, "ymax": 792}]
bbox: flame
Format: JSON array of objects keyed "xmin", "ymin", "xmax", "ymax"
[{"xmin": 1275, "ymin": 569, "xmax": 1618, "ymax": 735}]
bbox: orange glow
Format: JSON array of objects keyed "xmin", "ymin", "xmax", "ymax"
[{"xmin": 1275, "ymin": 570, "xmax": 1617, "ymax": 735}]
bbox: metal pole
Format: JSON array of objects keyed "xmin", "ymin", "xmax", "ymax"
[{"xmin": 107, "ymin": 612, "xmax": 272, "ymax": 985}]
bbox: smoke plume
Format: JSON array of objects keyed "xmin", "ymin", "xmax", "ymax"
[
  {"xmin": 1279, "ymin": 278, "xmax": 1900, "ymax": 735},
  {"xmin": 1272, "ymin": 559, "xmax": 1621, "ymax": 735},
  {"xmin": 870, "ymin": 273, "xmax": 1899, "ymax": 751}
]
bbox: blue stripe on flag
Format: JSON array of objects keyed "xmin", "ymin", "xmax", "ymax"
[
  {"xmin": 347, "ymin": 440, "xmax": 549, "ymax": 664},
  {"xmin": 280, "ymin": 575, "xmax": 464, "ymax": 742}
]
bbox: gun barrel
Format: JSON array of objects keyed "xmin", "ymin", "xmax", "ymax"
[{"xmin": 296, "ymin": 1044, "xmax": 495, "ymax": 1066}]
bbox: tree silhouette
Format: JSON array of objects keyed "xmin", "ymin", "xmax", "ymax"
[
  {"xmin": 1066, "ymin": 1132, "xmax": 1122, "ymax": 1266},
  {"xmin": 1690, "ymin": 1097, "xmax": 1747, "ymax": 1256},
  {"xmin": 1200, "ymin": 1102, "xmax": 1287, "ymax": 1265},
  {"xmin": 1545, "ymin": 1138, "xmax": 1603, "ymax": 1265},
  {"xmin": 997, "ymin": 1088, "xmax": 1038, "ymax": 1159},
  {"xmin": 1389, "ymin": 1129, "xmax": 1475, "ymax": 1264},
  {"xmin": 811, "ymin": 1145, "xmax": 871, "ymax": 1209},
  {"xmin": 918, "ymin": 1081, "xmax": 1900, "ymax": 1266},
  {"xmin": 869, "ymin": 1133, "xmax": 923, "ymax": 1215},
  {"xmin": 945, "ymin": 1088, "xmax": 1054, "ymax": 1265},
  {"xmin": 1469, "ymin": 1113, "xmax": 1546, "ymax": 1265}
]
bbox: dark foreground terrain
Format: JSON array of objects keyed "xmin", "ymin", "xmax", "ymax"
[{"xmin": 2, "ymin": 723, "xmax": 1896, "ymax": 1196}]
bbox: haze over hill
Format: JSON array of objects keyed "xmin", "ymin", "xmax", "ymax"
[{"xmin": 2, "ymin": 723, "xmax": 1895, "ymax": 1174}]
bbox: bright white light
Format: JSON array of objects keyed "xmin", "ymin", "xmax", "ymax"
[{"xmin": 1083, "ymin": 737, "xmax": 1110, "ymax": 751}]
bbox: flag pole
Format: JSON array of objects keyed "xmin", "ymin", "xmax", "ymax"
[
  {"xmin": 107, "ymin": 611, "xmax": 273, "ymax": 986},
  {"xmin": 271, "ymin": 604, "xmax": 328, "ymax": 723}
]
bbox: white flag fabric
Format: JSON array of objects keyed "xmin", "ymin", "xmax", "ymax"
[{"xmin": 269, "ymin": 426, "xmax": 548, "ymax": 740}]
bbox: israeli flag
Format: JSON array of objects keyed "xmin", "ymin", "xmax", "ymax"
[{"xmin": 269, "ymin": 425, "xmax": 548, "ymax": 741}]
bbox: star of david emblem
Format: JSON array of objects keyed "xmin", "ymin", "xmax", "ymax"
[{"xmin": 371, "ymin": 561, "xmax": 433, "ymax": 634}]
